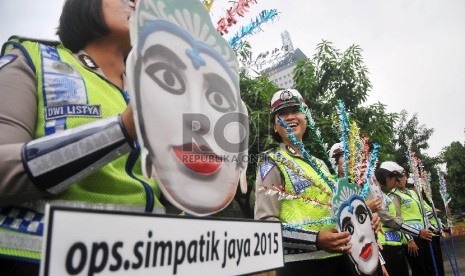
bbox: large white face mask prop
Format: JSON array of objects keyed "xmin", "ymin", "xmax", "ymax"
[
  {"xmin": 333, "ymin": 179, "xmax": 379, "ymax": 275},
  {"xmin": 126, "ymin": 0, "xmax": 248, "ymax": 216}
]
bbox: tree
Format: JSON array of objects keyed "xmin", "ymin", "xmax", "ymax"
[
  {"xmin": 217, "ymin": 44, "xmax": 278, "ymax": 218},
  {"xmin": 393, "ymin": 110, "xmax": 434, "ymax": 166},
  {"xmin": 354, "ymin": 103, "xmax": 398, "ymax": 161},
  {"xmin": 441, "ymin": 139, "xmax": 465, "ymax": 214},
  {"xmin": 295, "ymin": 41, "xmax": 371, "ymax": 113},
  {"xmin": 391, "ymin": 110, "xmax": 446, "ymax": 212},
  {"xmin": 293, "ymin": 40, "xmax": 397, "ymax": 162}
]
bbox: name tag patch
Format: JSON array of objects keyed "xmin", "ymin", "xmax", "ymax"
[
  {"xmin": 45, "ymin": 104, "xmax": 102, "ymax": 120},
  {"xmin": 0, "ymin": 54, "xmax": 17, "ymax": 70}
]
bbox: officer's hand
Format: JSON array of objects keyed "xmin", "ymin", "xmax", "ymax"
[
  {"xmin": 366, "ymin": 198, "xmax": 382, "ymax": 213},
  {"xmin": 371, "ymin": 212, "xmax": 381, "ymax": 234},
  {"xmin": 121, "ymin": 105, "xmax": 137, "ymax": 142},
  {"xmin": 419, "ymin": 229, "xmax": 433, "ymax": 241},
  {"xmin": 407, "ymin": 240, "xmax": 419, "ymax": 257},
  {"xmin": 316, "ymin": 229, "xmax": 351, "ymax": 254}
]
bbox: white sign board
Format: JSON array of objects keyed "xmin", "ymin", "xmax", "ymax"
[{"xmin": 40, "ymin": 207, "xmax": 283, "ymax": 275}]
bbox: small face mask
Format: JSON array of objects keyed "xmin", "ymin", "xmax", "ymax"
[
  {"xmin": 333, "ymin": 179, "xmax": 379, "ymax": 275},
  {"xmin": 339, "ymin": 196, "xmax": 378, "ymax": 275}
]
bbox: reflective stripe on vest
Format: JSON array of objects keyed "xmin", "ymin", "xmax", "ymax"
[
  {"xmin": 0, "ymin": 230, "xmax": 42, "ymax": 253},
  {"xmin": 39, "ymin": 44, "xmax": 88, "ymax": 135},
  {"xmin": 424, "ymin": 201, "xmax": 439, "ymax": 227}
]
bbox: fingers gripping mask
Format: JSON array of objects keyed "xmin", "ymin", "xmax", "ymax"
[
  {"xmin": 368, "ymin": 176, "xmax": 385, "ymax": 210},
  {"xmin": 332, "ymin": 179, "xmax": 379, "ymax": 275},
  {"xmin": 126, "ymin": 0, "xmax": 249, "ymax": 216}
]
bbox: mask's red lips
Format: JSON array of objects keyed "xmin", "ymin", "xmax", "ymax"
[
  {"xmin": 359, "ymin": 242, "xmax": 373, "ymax": 260},
  {"xmin": 172, "ymin": 143, "xmax": 222, "ymax": 174}
]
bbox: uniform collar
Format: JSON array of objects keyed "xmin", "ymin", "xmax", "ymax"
[
  {"xmin": 73, "ymin": 50, "xmax": 104, "ymax": 76},
  {"xmin": 72, "ymin": 50, "xmax": 127, "ymax": 90},
  {"xmin": 279, "ymin": 143, "xmax": 303, "ymax": 157},
  {"xmin": 78, "ymin": 53, "xmax": 98, "ymax": 69}
]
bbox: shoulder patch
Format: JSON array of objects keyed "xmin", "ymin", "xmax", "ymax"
[
  {"xmin": 0, "ymin": 54, "xmax": 17, "ymax": 70},
  {"xmin": 259, "ymin": 162, "xmax": 275, "ymax": 181}
]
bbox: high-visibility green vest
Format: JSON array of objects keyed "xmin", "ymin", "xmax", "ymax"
[
  {"xmin": 394, "ymin": 189, "xmax": 424, "ymax": 230},
  {"xmin": 378, "ymin": 192, "xmax": 402, "ymax": 246},
  {"xmin": 423, "ymin": 200, "xmax": 440, "ymax": 230},
  {"xmin": 0, "ymin": 38, "xmax": 162, "ymax": 261},
  {"xmin": 267, "ymin": 148, "xmax": 339, "ymax": 259}
]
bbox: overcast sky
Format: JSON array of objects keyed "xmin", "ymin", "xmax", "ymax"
[{"xmin": 1, "ymin": 0, "xmax": 464, "ymax": 157}]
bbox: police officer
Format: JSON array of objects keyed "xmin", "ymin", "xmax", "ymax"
[
  {"xmin": 375, "ymin": 161, "xmax": 433, "ymax": 276},
  {"xmin": 329, "ymin": 142, "xmax": 383, "ymax": 214},
  {"xmin": 397, "ymin": 174, "xmax": 442, "ymax": 276},
  {"xmin": 421, "ymin": 190, "xmax": 445, "ymax": 276},
  {"xmin": 254, "ymin": 89, "xmax": 356, "ymax": 275},
  {"xmin": 0, "ymin": 0, "xmax": 163, "ymax": 274}
]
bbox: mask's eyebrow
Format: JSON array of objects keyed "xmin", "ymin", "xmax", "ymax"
[
  {"xmin": 143, "ymin": 44, "xmax": 187, "ymax": 70},
  {"xmin": 355, "ymin": 204, "xmax": 367, "ymax": 216}
]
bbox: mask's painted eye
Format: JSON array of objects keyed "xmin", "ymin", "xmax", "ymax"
[
  {"xmin": 356, "ymin": 204, "xmax": 368, "ymax": 224},
  {"xmin": 145, "ymin": 63, "xmax": 186, "ymax": 95},
  {"xmin": 204, "ymin": 73, "xmax": 236, "ymax": 113},
  {"xmin": 206, "ymin": 90, "xmax": 233, "ymax": 112},
  {"xmin": 341, "ymin": 217, "xmax": 354, "ymax": 235},
  {"xmin": 343, "ymin": 221, "xmax": 354, "ymax": 235}
]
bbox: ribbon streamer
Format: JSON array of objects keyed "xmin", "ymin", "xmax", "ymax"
[
  {"xmin": 436, "ymin": 167, "xmax": 459, "ymax": 276},
  {"xmin": 437, "ymin": 168, "xmax": 452, "ymax": 221},
  {"xmin": 299, "ymin": 99, "xmax": 330, "ymax": 163},
  {"xmin": 335, "ymin": 100, "xmax": 377, "ymax": 199},
  {"xmin": 228, "ymin": 9, "xmax": 279, "ymax": 46},
  {"xmin": 216, "ymin": 0, "xmax": 258, "ymax": 35},
  {"xmin": 336, "ymin": 100, "xmax": 350, "ymax": 180},
  {"xmin": 277, "ymin": 116, "xmax": 336, "ymax": 192}
]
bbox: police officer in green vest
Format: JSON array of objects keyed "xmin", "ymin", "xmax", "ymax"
[
  {"xmin": 255, "ymin": 88, "xmax": 360, "ymax": 275},
  {"xmin": 0, "ymin": 0, "xmax": 164, "ymax": 274},
  {"xmin": 375, "ymin": 161, "xmax": 433, "ymax": 276},
  {"xmin": 420, "ymin": 189, "xmax": 445, "ymax": 276},
  {"xmin": 397, "ymin": 173, "xmax": 442, "ymax": 276}
]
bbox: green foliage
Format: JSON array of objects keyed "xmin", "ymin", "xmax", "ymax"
[
  {"xmin": 391, "ymin": 110, "xmax": 446, "ymax": 214},
  {"xmin": 440, "ymin": 140, "xmax": 465, "ymax": 213},
  {"xmin": 293, "ymin": 41, "xmax": 397, "ymax": 163},
  {"xmin": 392, "ymin": 110, "xmax": 435, "ymax": 167},
  {"xmin": 219, "ymin": 68, "xmax": 278, "ymax": 218},
  {"xmin": 353, "ymin": 103, "xmax": 398, "ymax": 161},
  {"xmin": 299, "ymin": 41, "xmax": 371, "ymax": 113},
  {"xmin": 240, "ymin": 73, "xmax": 278, "ymax": 157}
]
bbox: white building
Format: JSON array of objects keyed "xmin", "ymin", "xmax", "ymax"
[{"xmin": 255, "ymin": 31, "xmax": 308, "ymax": 89}]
